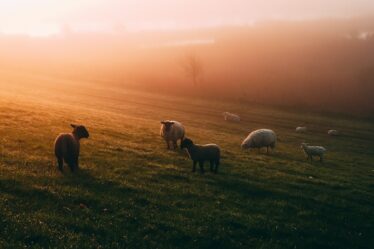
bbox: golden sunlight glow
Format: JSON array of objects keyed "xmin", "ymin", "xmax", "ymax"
[
  {"xmin": 0, "ymin": 0, "xmax": 373, "ymax": 114},
  {"xmin": 0, "ymin": 0, "xmax": 373, "ymax": 36}
]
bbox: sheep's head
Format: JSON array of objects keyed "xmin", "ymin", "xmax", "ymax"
[
  {"xmin": 300, "ymin": 143, "xmax": 308, "ymax": 149},
  {"xmin": 161, "ymin": 121, "xmax": 175, "ymax": 132},
  {"xmin": 71, "ymin": 124, "xmax": 89, "ymax": 139},
  {"xmin": 241, "ymin": 138, "xmax": 253, "ymax": 150},
  {"xmin": 180, "ymin": 138, "xmax": 194, "ymax": 149},
  {"xmin": 241, "ymin": 141, "xmax": 250, "ymax": 150}
]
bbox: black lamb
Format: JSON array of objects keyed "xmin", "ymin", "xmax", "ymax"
[
  {"xmin": 181, "ymin": 138, "xmax": 221, "ymax": 173},
  {"xmin": 54, "ymin": 124, "xmax": 89, "ymax": 172}
]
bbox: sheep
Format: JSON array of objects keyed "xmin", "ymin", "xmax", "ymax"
[
  {"xmin": 296, "ymin": 126, "xmax": 308, "ymax": 133},
  {"xmin": 160, "ymin": 120, "xmax": 185, "ymax": 150},
  {"xmin": 328, "ymin": 129, "xmax": 340, "ymax": 136},
  {"xmin": 241, "ymin": 129, "xmax": 277, "ymax": 153},
  {"xmin": 54, "ymin": 124, "xmax": 89, "ymax": 172},
  {"xmin": 180, "ymin": 138, "xmax": 221, "ymax": 173},
  {"xmin": 222, "ymin": 112, "xmax": 241, "ymax": 122},
  {"xmin": 301, "ymin": 143, "xmax": 326, "ymax": 163}
]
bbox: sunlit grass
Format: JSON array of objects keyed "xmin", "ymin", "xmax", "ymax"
[{"xmin": 0, "ymin": 78, "xmax": 373, "ymax": 248}]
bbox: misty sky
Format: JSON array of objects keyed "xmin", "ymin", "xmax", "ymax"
[{"xmin": 0, "ymin": 0, "xmax": 373, "ymax": 36}]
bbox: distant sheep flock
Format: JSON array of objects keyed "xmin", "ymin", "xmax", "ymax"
[
  {"xmin": 296, "ymin": 126, "xmax": 307, "ymax": 133},
  {"xmin": 53, "ymin": 112, "xmax": 340, "ymax": 173},
  {"xmin": 222, "ymin": 112, "xmax": 241, "ymax": 122}
]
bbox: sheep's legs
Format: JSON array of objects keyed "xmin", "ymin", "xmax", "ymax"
[
  {"xmin": 173, "ymin": 140, "xmax": 178, "ymax": 150},
  {"xmin": 165, "ymin": 140, "xmax": 170, "ymax": 150},
  {"xmin": 209, "ymin": 161, "xmax": 214, "ymax": 172},
  {"xmin": 192, "ymin": 161, "xmax": 197, "ymax": 172},
  {"xmin": 214, "ymin": 160, "xmax": 219, "ymax": 173},
  {"xmin": 267, "ymin": 146, "xmax": 269, "ymax": 154},
  {"xmin": 67, "ymin": 158, "xmax": 79, "ymax": 172},
  {"xmin": 75, "ymin": 160, "xmax": 80, "ymax": 170},
  {"xmin": 199, "ymin": 161, "xmax": 205, "ymax": 174},
  {"xmin": 68, "ymin": 163, "xmax": 76, "ymax": 172},
  {"xmin": 57, "ymin": 157, "xmax": 64, "ymax": 172}
]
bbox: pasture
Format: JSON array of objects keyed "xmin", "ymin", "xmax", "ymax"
[{"xmin": 0, "ymin": 73, "xmax": 373, "ymax": 248}]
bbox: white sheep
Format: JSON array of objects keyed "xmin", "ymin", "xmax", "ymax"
[
  {"xmin": 160, "ymin": 120, "xmax": 185, "ymax": 150},
  {"xmin": 328, "ymin": 130, "xmax": 340, "ymax": 136},
  {"xmin": 241, "ymin": 129, "xmax": 277, "ymax": 153},
  {"xmin": 296, "ymin": 126, "xmax": 307, "ymax": 133},
  {"xmin": 222, "ymin": 112, "xmax": 241, "ymax": 122},
  {"xmin": 300, "ymin": 143, "xmax": 326, "ymax": 163},
  {"xmin": 54, "ymin": 124, "xmax": 89, "ymax": 172}
]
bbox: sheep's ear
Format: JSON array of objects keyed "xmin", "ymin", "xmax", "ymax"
[
  {"xmin": 71, "ymin": 124, "xmax": 77, "ymax": 128},
  {"xmin": 160, "ymin": 121, "xmax": 166, "ymax": 124}
]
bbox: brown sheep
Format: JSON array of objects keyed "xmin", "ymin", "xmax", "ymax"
[{"xmin": 54, "ymin": 124, "xmax": 89, "ymax": 172}]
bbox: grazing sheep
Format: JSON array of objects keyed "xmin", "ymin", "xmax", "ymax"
[
  {"xmin": 160, "ymin": 120, "xmax": 185, "ymax": 150},
  {"xmin": 222, "ymin": 112, "xmax": 241, "ymax": 122},
  {"xmin": 296, "ymin": 126, "xmax": 308, "ymax": 133},
  {"xmin": 54, "ymin": 124, "xmax": 89, "ymax": 172},
  {"xmin": 301, "ymin": 143, "xmax": 326, "ymax": 163},
  {"xmin": 241, "ymin": 129, "xmax": 277, "ymax": 153},
  {"xmin": 181, "ymin": 138, "xmax": 221, "ymax": 173},
  {"xmin": 328, "ymin": 130, "xmax": 340, "ymax": 136}
]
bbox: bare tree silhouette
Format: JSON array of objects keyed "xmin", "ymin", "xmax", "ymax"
[{"xmin": 181, "ymin": 53, "xmax": 203, "ymax": 87}]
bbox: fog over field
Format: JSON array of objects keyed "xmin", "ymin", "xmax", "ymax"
[
  {"xmin": 1, "ymin": 16, "xmax": 374, "ymax": 115},
  {"xmin": 1, "ymin": 1, "xmax": 373, "ymax": 115}
]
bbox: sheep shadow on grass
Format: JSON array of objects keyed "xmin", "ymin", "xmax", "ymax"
[{"xmin": 58, "ymin": 169, "xmax": 139, "ymax": 198}]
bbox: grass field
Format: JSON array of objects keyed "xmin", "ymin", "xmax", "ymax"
[{"xmin": 0, "ymin": 73, "xmax": 373, "ymax": 248}]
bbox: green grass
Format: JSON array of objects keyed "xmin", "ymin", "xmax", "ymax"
[{"xmin": 0, "ymin": 76, "xmax": 373, "ymax": 248}]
